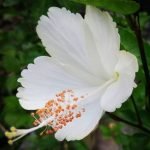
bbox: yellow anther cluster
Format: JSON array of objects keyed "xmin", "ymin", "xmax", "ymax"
[
  {"xmin": 8, "ymin": 140, "xmax": 13, "ymax": 145},
  {"xmin": 5, "ymin": 131, "xmax": 16, "ymax": 139},
  {"xmin": 10, "ymin": 126, "xmax": 16, "ymax": 132},
  {"xmin": 5, "ymin": 126, "xmax": 17, "ymax": 145}
]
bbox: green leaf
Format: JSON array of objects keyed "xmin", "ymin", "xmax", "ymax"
[
  {"xmin": 57, "ymin": 0, "xmax": 84, "ymax": 13},
  {"xmin": 5, "ymin": 74, "xmax": 18, "ymax": 93},
  {"xmin": 29, "ymin": 0, "xmax": 58, "ymax": 21},
  {"xmin": 129, "ymin": 133, "xmax": 150, "ymax": 149},
  {"xmin": 144, "ymin": 42, "xmax": 150, "ymax": 68},
  {"xmin": 3, "ymin": 0, "xmax": 21, "ymax": 7},
  {"xmin": 139, "ymin": 110, "xmax": 150, "ymax": 128},
  {"xmin": 69, "ymin": 141, "xmax": 88, "ymax": 150},
  {"xmin": 119, "ymin": 28, "xmax": 140, "ymax": 57},
  {"xmin": 99, "ymin": 125, "xmax": 112, "ymax": 138},
  {"xmin": 23, "ymin": 134, "xmax": 59, "ymax": 150},
  {"xmin": 71, "ymin": 0, "xmax": 140, "ymax": 14},
  {"xmin": 139, "ymin": 13, "xmax": 150, "ymax": 29},
  {"xmin": 2, "ymin": 54, "xmax": 20, "ymax": 72},
  {"xmin": 3, "ymin": 96, "xmax": 33, "ymax": 127}
]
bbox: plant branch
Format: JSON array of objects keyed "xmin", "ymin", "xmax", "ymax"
[
  {"xmin": 60, "ymin": 141, "xmax": 68, "ymax": 150},
  {"xmin": 106, "ymin": 112, "xmax": 150, "ymax": 134},
  {"xmin": 126, "ymin": 15, "xmax": 150, "ymax": 109},
  {"xmin": 60, "ymin": 141, "xmax": 65, "ymax": 150},
  {"xmin": 0, "ymin": 122, "xmax": 6, "ymax": 133},
  {"xmin": 131, "ymin": 96, "xmax": 142, "ymax": 126}
]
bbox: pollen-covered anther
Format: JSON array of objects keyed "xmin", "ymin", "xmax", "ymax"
[
  {"xmin": 73, "ymin": 97, "xmax": 78, "ymax": 101},
  {"xmin": 46, "ymin": 129, "xmax": 54, "ymax": 135},
  {"xmin": 5, "ymin": 126, "xmax": 25, "ymax": 145},
  {"xmin": 8, "ymin": 140, "xmax": 13, "ymax": 145},
  {"xmin": 76, "ymin": 112, "xmax": 81, "ymax": 118},
  {"xmin": 32, "ymin": 89, "xmax": 86, "ymax": 135}
]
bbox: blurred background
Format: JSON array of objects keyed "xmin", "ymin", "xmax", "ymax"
[{"xmin": 0, "ymin": 0, "xmax": 150, "ymax": 149}]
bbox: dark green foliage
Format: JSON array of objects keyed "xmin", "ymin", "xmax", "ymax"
[{"xmin": 71, "ymin": 0, "xmax": 140, "ymax": 14}]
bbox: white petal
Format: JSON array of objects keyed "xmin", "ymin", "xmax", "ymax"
[
  {"xmin": 115, "ymin": 50, "xmax": 139, "ymax": 77},
  {"xmin": 17, "ymin": 56, "xmax": 93, "ymax": 110},
  {"xmin": 36, "ymin": 7, "xmax": 107, "ymax": 82},
  {"xmin": 100, "ymin": 73, "xmax": 135, "ymax": 112},
  {"xmin": 100, "ymin": 50, "xmax": 138, "ymax": 112},
  {"xmin": 55, "ymin": 95, "xmax": 104, "ymax": 141},
  {"xmin": 85, "ymin": 6, "xmax": 120, "ymax": 76}
]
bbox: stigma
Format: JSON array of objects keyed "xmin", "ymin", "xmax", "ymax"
[{"xmin": 5, "ymin": 89, "xmax": 86, "ymax": 144}]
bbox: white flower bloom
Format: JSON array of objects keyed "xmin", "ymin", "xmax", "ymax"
[{"xmin": 5, "ymin": 6, "xmax": 138, "ymax": 144}]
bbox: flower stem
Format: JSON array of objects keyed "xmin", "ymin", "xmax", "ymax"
[
  {"xmin": 60, "ymin": 141, "xmax": 66, "ymax": 150},
  {"xmin": 106, "ymin": 112, "xmax": 150, "ymax": 134},
  {"xmin": 131, "ymin": 96, "xmax": 142, "ymax": 126},
  {"xmin": 126, "ymin": 15, "xmax": 150, "ymax": 109}
]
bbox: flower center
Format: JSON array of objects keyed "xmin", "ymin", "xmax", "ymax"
[{"xmin": 32, "ymin": 89, "xmax": 85, "ymax": 134}]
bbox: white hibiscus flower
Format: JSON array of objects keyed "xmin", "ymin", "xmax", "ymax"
[{"xmin": 5, "ymin": 5, "xmax": 138, "ymax": 144}]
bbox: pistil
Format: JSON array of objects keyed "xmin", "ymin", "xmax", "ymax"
[{"xmin": 5, "ymin": 89, "xmax": 86, "ymax": 144}]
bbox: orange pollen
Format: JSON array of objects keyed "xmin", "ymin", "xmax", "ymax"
[
  {"xmin": 32, "ymin": 89, "xmax": 86, "ymax": 135},
  {"xmin": 73, "ymin": 97, "xmax": 78, "ymax": 101}
]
